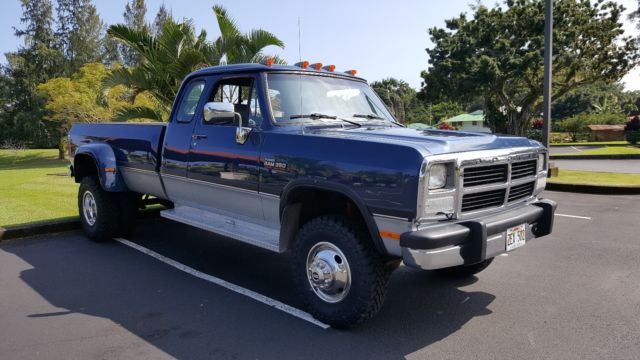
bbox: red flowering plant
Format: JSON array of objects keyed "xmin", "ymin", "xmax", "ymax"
[{"xmin": 436, "ymin": 122, "xmax": 457, "ymax": 130}]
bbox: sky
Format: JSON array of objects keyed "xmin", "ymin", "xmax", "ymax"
[{"xmin": 1, "ymin": 0, "xmax": 639, "ymax": 90}]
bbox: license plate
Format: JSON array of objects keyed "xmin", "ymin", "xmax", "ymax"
[{"xmin": 506, "ymin": 224, "xmax": 527, "ymax": 251}]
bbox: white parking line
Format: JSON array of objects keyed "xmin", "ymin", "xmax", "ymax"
[
  {"xmin": 114, "ymin": 238, "xmax": 330, "ymax": 329},
  {"xmin": 555, "ymin": 213, "xmax": 592, "ymax": 220}
]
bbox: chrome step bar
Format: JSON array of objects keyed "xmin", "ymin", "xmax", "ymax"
[{"xmin": 161, "ymin": 205, "xmax": 281, "ymax": 253}]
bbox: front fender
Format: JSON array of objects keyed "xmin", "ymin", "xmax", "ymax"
[{"xmin": 74, "ymin": 143, "xmax": 127, "ymax": 192}]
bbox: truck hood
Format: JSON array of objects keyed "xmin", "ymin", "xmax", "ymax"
[{"xmin": 306, "ymin": 126, "xmax": 542, "ymax": 155}]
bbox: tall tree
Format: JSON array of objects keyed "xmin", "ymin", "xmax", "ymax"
[
  {"xmin": 0, "ymin": 0, "xmax": 63, "ymax": 146},
  {"xmin": 421, "ymin": 0, "xmax": 639, "ymax": 135},
  {"xmin": 153, "ymin": 4, "xmax": 172, "ymax": 36},
  {"xmin": 122, "ymin": 0, "xmax": 147, "ymax": 67},
  {"xmin": 212, "ymin": 5, "xmax": 285, "ymax": 64},
  {"xmin": 55, "ymin": 0, "xmax": 105, "ymax": 75},
  {"xmin": 104, "ymin": 5, "xmax": 284, "ymax": 121},
  {"xmin": 371, "ymin": 78, "xmax": 415, "ymax": 123}
]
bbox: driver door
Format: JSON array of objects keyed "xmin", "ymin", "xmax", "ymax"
[{"xmin": 186, "ymin": 74, "xmax": 265, "ymax": 220}]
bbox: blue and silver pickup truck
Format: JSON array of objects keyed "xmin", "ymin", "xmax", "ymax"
[{"xmin": 68, "ymin": 63, "xmax": 556, "ymax": 328}]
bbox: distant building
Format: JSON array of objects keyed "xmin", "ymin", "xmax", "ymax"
[
  {"xmin": 443, "ymin": 110, "xmax": 491, "ymax": 133},
  {"xmin": 587, "ymin": 124, "xmax": 625, "ymax": 142}
]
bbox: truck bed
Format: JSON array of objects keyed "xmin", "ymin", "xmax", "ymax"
[{"xmin": 69, "ymin": 122, "xmax": 166, "ymax": 172}]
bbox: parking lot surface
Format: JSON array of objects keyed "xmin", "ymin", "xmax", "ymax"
[{"xmin": 1, "ymin": 191, "xmax": 639, "ymax": 360}]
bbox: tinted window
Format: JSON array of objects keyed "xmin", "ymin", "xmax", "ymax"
[
  {"xmin": 208, "ymin": 77, "xmax": 263, "ymax": 128},
  {"xmin": 176, "ymin": 80, "xmax": 205, "ymax": 123}
]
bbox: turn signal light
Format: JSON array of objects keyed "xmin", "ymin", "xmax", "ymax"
[
  {"xmin": 310, "ymin": 62, "xmax": 323, "ymax": 70},
  {"xmin": 294, "ymin": 61, "xmax": 310, "ymax": 69},
  {"xmin": 322, "ymin": 64, "xmax": 336, "ymax": 72},
  {"xmin": 345, "ymin": 69, "xmax": 357, "ymax": 76}
]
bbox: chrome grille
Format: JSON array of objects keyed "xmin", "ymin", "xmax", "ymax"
[
  {"xmin": 462, "ymin": 164, "xmax": 508, "ymax": 187},
  {"xmin": 511, "ymin": 160, "xmax": 537, "ymax": 180},
  {"xmin": 508, "ymin": 182, "xmax": 535, "ymax": 201},
  {"xmin": 461, "ymin": 189, "xmax": 506, "ymax": 212},
  {"xmin": 459, "ymin": 155, "xmax": 539, "ymax": 214}
]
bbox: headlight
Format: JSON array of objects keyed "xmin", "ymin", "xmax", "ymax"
[
  {"xmin": 538, "ymin": 153, "xmax": 546, "ymax": 172},
  {"xmin": 428, "ymin": 164, "xmax": 447, "ymax": 189}
]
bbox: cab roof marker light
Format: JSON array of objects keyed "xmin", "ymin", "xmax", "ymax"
[
  {"xmin": 261, "ymin": 57, "xmax": 274, "ymax": 67},
  {"xmin": 310, "ymin": 62, "xmax": 323, "ymax": 71},
  {"xmin": 294, "ymin": 61, "xmax": 310, "ymax": 69},
  {"xmin": 322, "ymin": 65, "xmax": 336, "ymax": 72},
  {"xmin": 345, "ymin": 69, "xmax": 357, "ymax": 76}
]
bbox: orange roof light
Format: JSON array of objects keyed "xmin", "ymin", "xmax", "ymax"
[
  {"xmin": 322, "ymin": 64, "xmax": 336, "ymax": 72},
  {"xmin": 262, "ymin": 57, "xmax": 274, "ymax": 67},
  {"xmin": 294, "ymin": 61, "xmax": 310, "ymax": 69},
  {"xmin": 345, "ymin": 69, "xmax": 357, "ymax": 76},
  {"xmin": 310, "ymin": 62, "xmax": 323, "ymax": 70}
]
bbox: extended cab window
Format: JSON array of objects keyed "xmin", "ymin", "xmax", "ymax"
[
  {"xmin": 208, "ymin": 77, "xmax": 263, "ymax": 128},
  {"xmin": 176, "ymin": 80, "xmax": 205, "ymax": 123}
]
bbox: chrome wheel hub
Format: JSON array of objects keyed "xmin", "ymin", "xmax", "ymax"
[
  {"xmin": 82, "ymin": 191, "xmax": 98, "ymax": 226},
  {"xmin": 306, "ymin": 242, "xmax": 351, "ymax": 303}
]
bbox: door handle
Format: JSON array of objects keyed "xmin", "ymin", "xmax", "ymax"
[{"xmin": 192, "ymin": 134, "xmax": 208, "ymax": 140}]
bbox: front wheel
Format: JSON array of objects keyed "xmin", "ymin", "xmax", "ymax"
[
  {"xmin": 291, "ymin": 216, "xmax": 391, "ymax": 328},
  {"xmin": 78, "ymin": 176, "xmax": 119, "ymax": 242}
]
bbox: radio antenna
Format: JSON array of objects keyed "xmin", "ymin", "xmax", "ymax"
[{"xmin": 298, "ymin": 16, "xmax": 302, "ymax": 62}]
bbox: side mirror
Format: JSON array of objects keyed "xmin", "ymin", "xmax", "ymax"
[{"xmin": 203, "ymin": 102, "xmax": 236, "ymax": 124}]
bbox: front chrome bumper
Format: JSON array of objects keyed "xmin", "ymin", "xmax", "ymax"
[{"xmin": 400, "ymin": 199, "xmax": 557, "ymax": 270}]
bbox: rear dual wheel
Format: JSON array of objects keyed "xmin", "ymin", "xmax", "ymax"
[{"xmin": 78, "ymin": 176, "xmax": 139, "ymax": 241}]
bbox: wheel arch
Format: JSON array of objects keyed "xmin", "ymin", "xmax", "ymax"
[
  {"xmin": 73, "ymin": 144, "xmax": 128, "ymax": 192},
  {"xmin": 278, "ymin": 180, "xmax": 386, "ymax": 254}
]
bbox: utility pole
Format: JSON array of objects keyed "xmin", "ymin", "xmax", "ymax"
[{"xmin": 542, "ymin": 0, "xmax": 553, "ymax": 148}]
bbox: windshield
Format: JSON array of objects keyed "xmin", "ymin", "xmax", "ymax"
[{"xmin": 265, "ymin": 73, "xmax": 396, "ymax": 125}]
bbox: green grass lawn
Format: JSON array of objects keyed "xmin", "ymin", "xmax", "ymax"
[
  {"xmin": 0, "ymin": 149, "xmax": 78, "ymax": 228},
  {"xmin": 550, "ymin": 141, "xmax": 629, "ymax": 146},
  {"xmin": 553, "ymin": 146, "xmax": 640, "ymax": 156},
  {"xmin": 548, "ymin": 170, "xmax": 640, "ymax": 187}
]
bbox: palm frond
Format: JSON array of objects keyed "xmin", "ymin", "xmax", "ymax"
[
  {"xmin": 252, "ymin": 53, "xmax": 287, "ymax": 65},
  {"xmin": 107, "ymin": 24, "xmax": 159, "ymax": 64},
  {"xmin": 213, "ymin": 5, "xmax": 241, "ymax": 40},
  {"xmin": 245, "ymin": 29, "xmax": 285, "ymax": 52},
  {"xmin": 113, "ymin": 106, "xmax": 166, "ymax": 122}
]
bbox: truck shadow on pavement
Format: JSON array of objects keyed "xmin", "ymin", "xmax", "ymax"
[{"xmin": 2, "ymin": 220, "xmax": 495, "ymax": 359}]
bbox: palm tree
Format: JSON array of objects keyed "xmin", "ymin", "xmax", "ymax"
[
  {"xmin": 104, "ymin": 5, "xmax": 284, "ymax": 121},
  {"xmin": 211, "ymin": 5, "xmax": 285, "ymax": 64}
]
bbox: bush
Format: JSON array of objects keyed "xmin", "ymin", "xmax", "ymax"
[
  {"xmin": 559, "ymin": 116, "xmax": 589, "ymax": 142},
  {"xmin": 558, "ymin": 113, "xmax": 628, "ymax": 142},
  {"xmin": 626, "ymin": 131, "xmax": 640, "ymax": 145},
  {"xmin": 527, "ymin": 129, "xmax": 542, "ymax": 142},
  {"xmin": 625, "ymin": 116, "xmax": 640, "ymax": 145}
]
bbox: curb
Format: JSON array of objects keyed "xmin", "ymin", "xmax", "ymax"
[
  {"xmin": 546, "ymin": 182, "xmax": 640, "ymax": 195},
  {"xmin": 0, "ymin": 219, "xmax": 80, "ymax": 241},
  {"xmin": 0, "ymin": 210, "xmax": 162, "ymax": 242},
  {"xmin": 550, "ymin": 154, "xmax": 640, "ymax": 160}
]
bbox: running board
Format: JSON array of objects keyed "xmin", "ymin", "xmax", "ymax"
[{"xmin": 160, "ymin": 205, "xmax": 281, "ymax": 253}]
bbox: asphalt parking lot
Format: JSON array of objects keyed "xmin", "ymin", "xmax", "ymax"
[{"xmin": 1, "ymin": 190, "xmax": 639, "ymax": 360}]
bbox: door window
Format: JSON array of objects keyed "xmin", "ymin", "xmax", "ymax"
[
  {"xmin": 176, "ymin": 80, "xmax": 206, "ymax": 123},
  {"xmin": 208, "ymin": 77, "xmax": 263, "ymax": 128}
]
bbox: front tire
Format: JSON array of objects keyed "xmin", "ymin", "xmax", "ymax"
[
  {"xmin": 291, "ymin": 216, "xmax": 391, "ymax": 328},
  {"xmin": 78, "ymin": 176, "xmax": 119, "ymax": 242}
]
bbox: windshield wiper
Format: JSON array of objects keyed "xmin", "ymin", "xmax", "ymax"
[
  {"xmin": 290, "ymin": 113, "xmax": 337, "ymax": 120},
  {"xmin": 354, "ymin": 113, "xmax": 405, "ymax": 127},
  {"xmin": 290, "ymin": 113, "xmax": 361, "ymax": 128},
  {"xmin": 353, "ymin": 113, "xmax": 385, "ymax": 120}
]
